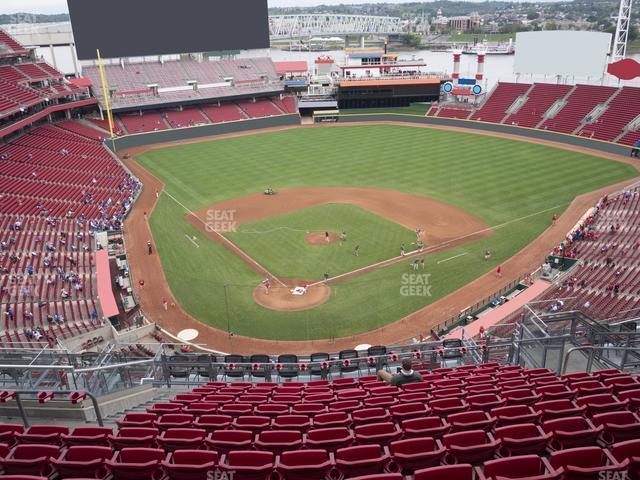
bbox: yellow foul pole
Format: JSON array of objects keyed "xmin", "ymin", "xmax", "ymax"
[{"xmin": 96, "ymin": 49, "xmax": 116, "ymax": 150}]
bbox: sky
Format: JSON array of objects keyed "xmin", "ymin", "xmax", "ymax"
[{"xmin": 1, "ymin": 0, "xmax": 447, "ymax": 15}]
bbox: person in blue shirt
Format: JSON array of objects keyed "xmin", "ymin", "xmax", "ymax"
[{"xmin": 631, "ymin": 140, "xmax": 640, "ymax": 158}]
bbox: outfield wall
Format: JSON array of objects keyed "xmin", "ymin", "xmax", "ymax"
[
  {"xmin": 107, "ymin": 112, "xmax": 634, "ymax": 158},
  {"xmin": 338, "ymin": 114, "xmax": 633, "ymax": 157},
  {"xmin": 107, "ymin": 114, "xmax": 301, "ymax": 152}
]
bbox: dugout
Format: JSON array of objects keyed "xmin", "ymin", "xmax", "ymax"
[{"xmin": 313, "ymin": 109, "xmax": 340, "ymax": 123}]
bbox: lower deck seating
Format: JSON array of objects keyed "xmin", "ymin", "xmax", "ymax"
[{"xmin": 0, "ymin": 121, "xmax": 141, "ymax": 347}]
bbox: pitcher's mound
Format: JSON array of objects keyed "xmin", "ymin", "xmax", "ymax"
[
  {"xmin": 254, "ymin": 281, "xmax": 331, "ymax": 311},
  {"xmin": 305, "ymin": 231, "xmax": 338, "ymax": 245}
]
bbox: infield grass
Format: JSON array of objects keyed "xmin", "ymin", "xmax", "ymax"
[
  {"xmin": 139, "ymin": 124, "xmax": 637, "ymax": 340},
  {"xmin": 226, "ymin": 203, "xmax": 417, "ymax": 279}
]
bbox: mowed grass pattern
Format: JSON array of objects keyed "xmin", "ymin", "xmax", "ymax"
[
  {"xmin": 226, "ymin": 204, "xmax": 418, "ymax": 279},
  {"xmin": 139, "ymin": 125, "xmax": 636, "ymax": 340}
]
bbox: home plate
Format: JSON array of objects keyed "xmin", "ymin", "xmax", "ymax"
[{"xmin": 177, "ymin": 328, "xmax": 199, "ymax": 342}]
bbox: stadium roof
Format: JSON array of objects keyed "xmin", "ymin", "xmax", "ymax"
[{"xmin": 274, "ymin": 61, "xmax": 308, "ymax": 74}]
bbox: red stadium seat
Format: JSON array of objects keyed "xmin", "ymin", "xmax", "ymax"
[
  {"xmin": 448, "ymin": 410, "xmax": 497, "ymax": 432},
  {"xmin": 429, "ymin": 397, "xmax": 468, "ymax": 416},
  {"xmin": 390, "ymin": 402, "xmax": 429, "ymax": 422},
  {"xmin": 465, "ymin": 384, "xmax": 500, "ymax": 396},
  {"xmin": 542, "ymin": 417, "xmax": 602, "ymax": 449},
  {"xmin": 536, "ymin": 384, "xmax": 577, "ymax": 400},
  {"xmin": 549, "ymin": 446, "xmax": 627, "ymax": 480},
  {"xmin": 255, "ymin": 429, "xmax": 303, "ymax": 453},
  {"xmin": 352, "ymin": 407, "xmax": 390, "ymax": 425},
  {"xmin": 348, "ymin": 474, "xmax": 402, "ymax": 480},
  {"xmin": 194, "ymin": 414, "xmax": 233, "ymax": 432},
  {"xmin": 15, "ymin": 425, "xmax": 68, "ymax": 445},
  {"xmin": 414, "ymin": 464, "xmax": 473, "ymax": 480},
  {"xmin": 105, "ymin": 447, "xmax": 165, "ymax": 480},
  {"xmin": 617, "ymin": 388, "xmax": 640, "ymax": 413},
  {"xmin": 50, "ymin": 445, "xmax": 112, "ymax": 478},
  {"xmin": 115, "ymin": 413, "xmax": 157, "ymax": 429},
  {"xmin": 0, "ymin": 425, "xmax": 24, "ymax": 445},
  {"xmin": 501, "ymin": 389, "xmax": 541, "ymax": 406},
  {"xmin": 205, "ymin": 430, "xmax": 254, "ymax": 455},
  {"xmin": 491, "ymin": 405, "xmax": 541, "ymax": 426},
  {"xmin": 162, "ymin": 449, "xmax": 218, "ymax": 480},
  {"xmin": 572, "ymin": 381, "xmax": 611, "ymax": 396},
  {"xmin": 534, "ymin": 399, "xmax": 586, "ymax": 420},
  {"xmin": 108, "ymin": 427, "xmax": 158, "ymax": 449},
  {"xmin": 313, "ymin": 412, "xmax": 352, "ymax": 429},
  {"xmin": 61, "ymin": 426, "xmax": 112, "ymax": 447},
  {"xmin": 255, "ymin": 403, "xmax": 290, "ymax": 417},
  {"xmin": 592, "ymin": 410, "xmax": 640, "ymax": 444},
  {"xmin": 219, "ymin": 450, "xmax": 275, "ymax": 480},
  {"xmin": 494, "ymin": 423, "xmax": 552, "ymax": 456},
  {"xmin": 272, "ymin": 415, "xmax": 312, "ymax": 431},
  {"xmin": 466, "ymin": 394, "xmax": 506, "ymax": 411},
  {"xmin": 156, "ymin": 414, "xmax": 194, "ymax": 430},
  {"xmin": 305, "ymin": 427, "xmax": 354, "ymax": 452},
  {"xmin": 575, "ymin": 394, "xmax": 628, "ymax": 415},
  {"xmin": 219, "ymin": 403, "xmax": 254, "ymax": 416},
  {"xmin": 183, "ymin": 402, "xmax": 218, "ymax": 416},
  {"xmin": 277, "ymin": 449, "xmax": 335, "ymax": 480},
  {"xmin": 157, "ymin": 428, "xmax": 206, "ymax": 452},
  {"xmin": 477, "ymin": 455, "xmax": 560, "ymax": 480},
  {"xmin": 292, "ymin": 403, "xmax": 327, "ymax": 416},
  {"xmin": 335, "ymin": 444, "xmax": 390, "ymax": 477},
  {"xmin": 354, "ymin": 422, "xmax": 402, "ymax": 446},
  {"xmin": 0, "ymin": 444, "xmax": 59, "ymax": 476},
  {"xmin": 389, "ymin": 437, "xmax": 446, "ymax": 473},
  {"xmin": 402, "ymin": 416, "xmax": 451, "ymax": 438},
  {"xmin": 603, "ymin": 375, "xmax": 640, "ymax": 394},
  {"xmin": 364, "ymin": 396, "xmax": 399, "ymax": 408},
  {"xmin": 442, "ymin": 429, "xmax": 500, "ymax": 464},
  {"xmin": 329, "ymin": 400, "xmax": 362, "ymax": 414},
  {"xmin": 146, "ymin": 402, "xmax": 183, "ymax": 415},
  {"xmin": 611, "ymin": 439, "xmax": 640, "ymax": 480},
  {"xmin": 232, "ymin": 415, "xmax": 271, "ymax": 433}
]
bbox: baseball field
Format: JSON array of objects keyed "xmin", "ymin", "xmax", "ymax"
[{"xmin": 134, "ymin": 124, "xmax": 637, "ymax": 341}]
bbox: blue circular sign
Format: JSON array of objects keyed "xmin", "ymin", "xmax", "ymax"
[
  {"xmin": 443, "ymin": 82, "xmax": 453, "ymax": 93},
  {"xmin": 472, "ymin": 84, "xmax": 482, "ymax": 95}
]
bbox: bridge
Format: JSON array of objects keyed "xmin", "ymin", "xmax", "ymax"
[{"xmin": 269, "ymin": 14, "xmax": 405, "ymax": 40}]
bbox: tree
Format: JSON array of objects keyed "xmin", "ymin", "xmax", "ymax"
[
  {"xmin": 403, "ymin": 32, "xmax": 423, "ymax": 48},
  {"xmin": 526, "ymin": 11, "xmax": 539, "ymax": 20}
]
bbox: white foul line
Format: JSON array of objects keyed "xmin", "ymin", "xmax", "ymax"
[
  {"xmin": 185, "ymin": 234, "xmax": 200, "ymax": 248},
  {"xmin": 437, "ymin": 252, "xmax": 468, "ymax": 264},
  {"xmin": 163, "ymin": 190, "xmax": 287, "ymax": 287},
  {"xmin": 307, "ymin": 202, "xmax": 569, "ymax": 287}
]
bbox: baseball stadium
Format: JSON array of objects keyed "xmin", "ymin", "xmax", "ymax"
[{"xmin": 0, "ymin": 0, "xmax": 639, "ymax": 478}]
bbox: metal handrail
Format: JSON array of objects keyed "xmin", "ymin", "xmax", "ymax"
[
  {"xmin": 2, "ymin": 390, "xmax": 104, "ymax": 428},
  {"xmin": 561, "ymin": 345, "xmax": 640, "ymax": 374}
]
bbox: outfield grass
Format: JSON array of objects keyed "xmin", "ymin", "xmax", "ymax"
[
  {"xmin": 139, "ymin": 125, "xmax": 636, "ymax": 340},
  {"xmin": 226, "ymin": 204, "xmax": 417, "ymax": 279}
]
